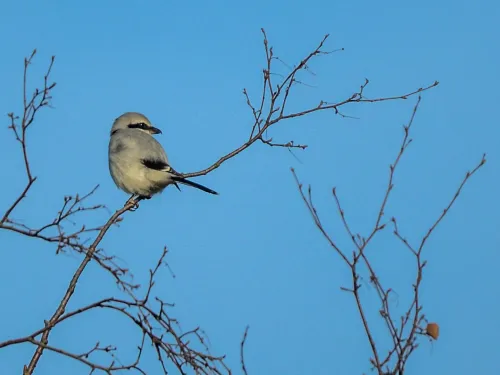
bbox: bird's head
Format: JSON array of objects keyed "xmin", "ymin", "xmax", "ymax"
[{"xmin": 111, "ymin": 112, "xmax": 162, "ymax": 136}]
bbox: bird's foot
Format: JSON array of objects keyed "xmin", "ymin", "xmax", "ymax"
[
  {"xmin": 129, "ymin": 201, "xmax": 140, "ymax": 211},
  {"xmin": 127, "ymin": 195, "xmax": 151, "ymax": 211},
  {"xmin": 125, "ymin": 195, "xmax": 136, "ymax": 206},
  {"xmin": 125, "ymin": 195, "xmax": 140, "ymax": 211}
]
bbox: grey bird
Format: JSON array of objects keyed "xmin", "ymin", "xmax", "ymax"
[{"xmin": 108, "ymin": 112, "xmax": 218, "ymax": 203}]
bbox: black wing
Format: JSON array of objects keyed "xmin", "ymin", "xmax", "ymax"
[
  {"xmin": 141, "ymin": 159, "xmax": 217, "ymax": 195},
  {"xmin": 141, "ymin": 159, "xmax": 181, "ymax": 191},
  {"xmin": 141, "ymin": 158, "xmax": 170, "ymax": 171}
]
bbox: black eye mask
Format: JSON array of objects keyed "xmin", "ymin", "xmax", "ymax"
[{"xmin": 128, "ymin": 122, "xmax": 150, "ymax": 130}]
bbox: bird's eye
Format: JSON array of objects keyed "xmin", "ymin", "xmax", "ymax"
[{"xmin": 128, "ymin": 122, "xmax": 150, "ymax": 130}]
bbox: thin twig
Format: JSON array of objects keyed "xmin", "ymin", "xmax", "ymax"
[
  {"xmin": 292, "ymin": 96, "xmax": 486, "ymax": 374},
  {"xmin": 240, "ymin": 326, "xmax": 250, "ymax": 375}
]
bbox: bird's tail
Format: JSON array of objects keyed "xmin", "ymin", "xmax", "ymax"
[{"xmin": 171, "ymin": 176, "xmax": 218, "ymax": 195}]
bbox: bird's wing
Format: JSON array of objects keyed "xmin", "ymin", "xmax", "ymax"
[
  {"xmin": 141, "ymin": 158, "xmax": 182, "ymax": 191},
  {"xmin": 141, "ymin": 158, "xmax": 179, "ymax": 174},
  {"xmin": 136, "ymin": 133, "xmax": 218, "ymax": 195},
  {"xmin": 140, "ymin": 159, "xmax": 217, "ymax": 195}
]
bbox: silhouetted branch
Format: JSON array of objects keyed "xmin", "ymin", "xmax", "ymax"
[
  {"xmin": 1, "ymin": 50, "xmax": 55, "ymax": 225},
  {"xmin": 182, "ymin": 30, "xmax": 438, "ymax": 179},
  {"xmin": 292, "ymin": 97, "xmax": 486, "ymax": 374},
  {"xmin": 240, "ymin": 326, "xmax": 250, "ymax": 375}
]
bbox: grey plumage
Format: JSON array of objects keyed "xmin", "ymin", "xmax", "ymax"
[{"xmin": 108, "ymin": 112, "xmax": 218, "ymax": 198}]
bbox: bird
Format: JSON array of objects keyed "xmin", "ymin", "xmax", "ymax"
[{"xmin": 108, "ymin": 112, "xmax": 218, "ymax": 206}]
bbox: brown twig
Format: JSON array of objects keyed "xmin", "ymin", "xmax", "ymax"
[
  {"xmin": 292, "ymin": 96, "xmax": 486, "ymax": 374},
  {"xmin": 182, "ymin": 30, "xmax": 438, "ymax": 179},
  {"xmin": 240, "ymin": 326, "xmax": 250, "ymax": 375},
  {"xmin": 391, "ymin": 153, "xmax": 486, "ymax": 374},
  {"xmin": 23, "ymin": 201, "xmax": 136, "ymax": 374},
  {"xmin": 1, "ymin": 50, "xmax": 55, "ymax": 225}
]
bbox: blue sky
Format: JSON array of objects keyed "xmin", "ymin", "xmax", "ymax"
[{"xmin": 0, "ymin": 0, "xmax": 498, "ymax": 374}]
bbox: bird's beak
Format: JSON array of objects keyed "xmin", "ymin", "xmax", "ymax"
[{"xmin": 150, "ymin": 126, "xmax": 162, "ymax": 135}]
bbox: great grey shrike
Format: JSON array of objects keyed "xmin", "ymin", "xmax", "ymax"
[{"xmin": 108, "ymin": 112, "xmax": 218, "ymax": 203}]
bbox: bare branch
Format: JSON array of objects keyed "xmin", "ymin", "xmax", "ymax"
[
  {"xmin": 240, "ymin": 326, "xmax": 250, "ymax": 375},
  {"xmin": 293, "ymin": 95, "xmax": 486, "ymax": 374},
  {"xmin": 23, "ymin": 201, "xmax": 137, "ymax": 374},
  {"xmin": 182, "ymin": 31, "xmax": 438, "ymax": 179},
  {"xmin": 2, "ymin": 50, "xmax": 56, "ymax": 225}
]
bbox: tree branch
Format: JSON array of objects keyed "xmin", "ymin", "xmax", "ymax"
[
  {"xmin": 182, "ymin": 30, "xmax": 438, "ymax": 179},
  {"xmin": 292, "ymin": 96, "xmax": 486, "ymax": 374}
]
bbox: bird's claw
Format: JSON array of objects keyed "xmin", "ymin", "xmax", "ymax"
[
  {"xmin": 125, "ymin": 195, "xmax": 140, "ymax": 211},
  {"xmin": 129, "ymin": 200, "xmax": 140, "ymax": 211},
  {"xmin": 124, "ymin": 194, "xmax": 151, "ymax": 211}
]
